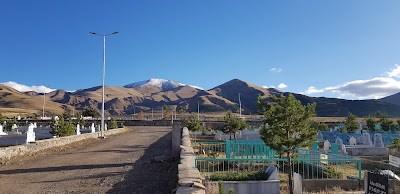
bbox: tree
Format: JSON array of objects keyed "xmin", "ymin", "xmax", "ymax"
[
  {"xmin": 187, "ymin": 114, "xmax": 202, "ymax": 131},
  {"xmin": 343, "ymin": 112, "xmax": 359, "ymax": 133},
  {"xmin": 108, "ymin": 118, "xmax": 118, "ymax": 129},
  {"xmin": 223, "ymin": 111, "xmax": 247, "ymax": 139},
  {"xmin": 163, "ymin": 105, "xmax": 170, "ymax": 120},
  {"xmin": 364, "ymin": 117, "xmax": 376, "ymax": 131},
  {"xmin": 311, "ymin": 122, "xmax": 329, "ymax": 131},
  {"xmin": 0, "ymin": 113, "xmax": 6, "ymax": 124},
  {"xmin": 377, "ymin": 112, "xmax": 393, "ymax": 131},
  {"xmin": 257, "ymin": 94, "xmax": 316, "ymax": 194},
  {"xmin": 62, "ymin": 109, "xmax": 72, "ymax": 120},
  {"xmin": 177, "ymin": 105, "xmax": 186, "ymax": 114},
  {"xmin": 50, "ymin": 117, "xmax": 75, "ymax": 137},
  {"xmin": 389, "ymin": 137, "xmax": 400, "ymax": 151},
  {"xmin": 82, "ymin": 107, "xmax": 99, "ymax": 117}
]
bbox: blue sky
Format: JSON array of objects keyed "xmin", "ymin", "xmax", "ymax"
[{"xmin": 1, "ymin": 0, "xmax": 400, "ymax": 100}]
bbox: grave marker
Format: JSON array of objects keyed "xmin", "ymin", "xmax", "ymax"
[
  {"xmin": 323, "ymin": 140, "xmax": 330, "ymax": 153},
  {"xmin": 76, "ymin": 124, "xmax": 81, "ymax": 135},
  {"xmin": 349, "ymin": 136, "xmax": 357, "ymax": 146},
  {"xmin": 0, "ymin": 125, "xmax": 7, "ymax": 135},
  {"xmin": 363, "ymin": 132, "xmax": 372, "ymax": 145},
  {"xmin": 374, "ymin": 133, "xmax": 384, "ymax": 148},
  {"xmin": 91, "ymin": 123, "xmax": 95, "ymax": 133}
]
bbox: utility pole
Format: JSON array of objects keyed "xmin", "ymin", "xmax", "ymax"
[{"xmin": 239, "ymin": 93, "xmax": 242, "ymax": 118}]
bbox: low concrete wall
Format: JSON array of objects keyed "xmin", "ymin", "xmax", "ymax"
[
  {"xmin": 176, "ymin": 127, "xmax": 206, "ymax": 194},
  {"xmin": 346, "ymin": 146, "xmax": 388, "ymax": 156},
  {"xmin": 303, "ymin": 179, "xmax": 363, "ymax": 191},
  {"xmin": 0, "ymin": 127, "xmax": 128, "ymax": 162},
  {"xmin": 205, "ymin": 180, "xmax": 280, "ymax": 194}
]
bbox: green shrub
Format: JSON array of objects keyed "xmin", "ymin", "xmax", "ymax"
[
  {"xmin": 50, "ymin": 117, "xmax": 76, "ymax": 137},
  {"xmin": 210, "ymin": 171, "xmax": 268, "ymax": 181},
  {"xmin": 109, "ymin": 118, "xmax": 118, "ymax": 129},
  {"xmin": 324, "ymin": 165, "xmax": 343, "ymax": 179},
  {"xmin": 187, "ymin": 114, "xmax": 202, "ymax": 131}
]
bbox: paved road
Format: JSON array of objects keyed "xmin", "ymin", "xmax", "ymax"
[{"xmin": 0, "ymin": 126, "xmax": 177, "ymax": 194}]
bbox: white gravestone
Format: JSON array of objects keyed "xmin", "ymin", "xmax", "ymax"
[
  {"xmin": 26, "ymin": 123, "xmax": 35, "ymax": 143},
  {"xmin": 105, "ymin": 123, "xmax": 108, "ymax": 131},
  {"xmin": 374, "ymin": 133, "xmax": 384, "ymax": 147},
  {"xmin": 323, "ymin": 140, "xmax": 330, "ymax": 153},
  {"xmin": 91, "ymin": 123, "xmax": 95, "ymax": 133},
  {"xmin": 349, "ymin": 136, "xmax": 357, "ymax": 146},
  {"xmin": 0, "ymin": 125, "xmax": 7, "ymax": 135},
  {"xmin": 335, "ymin": 138, "xmax": 343, "ymax": 147},
  {"xmin": 33, "ymin": 123, "xmax": 37, "ymax": 128},
  {"xmin": 362, "ymin": 133, "xmax": 372, "ymax": 146},
  {"xmin": 76, "ymin": 124, "xmax": 81, "ymax": 135}
]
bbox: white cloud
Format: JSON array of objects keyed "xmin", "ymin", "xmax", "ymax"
[
  {"xmin": 270, "ymin": 67, "xmax": 282, "ymax": 73},
  {"xmin": 277, "ymin": 83, "xmax": 287, "ymax": 89},
  {"xmin": 325, "ymin": 77, "xmax": 400, "ymax": 99},
  {"xmin": 1, "ymin": 81, "xmax": 55, "ymax": 93},
  {"xmin": 302, "ymin": 86, "xmax": 325, "ymax": 95},
  {"xmin": 387, "ymin": 64, "xmax": 400, "ymax": 78}
]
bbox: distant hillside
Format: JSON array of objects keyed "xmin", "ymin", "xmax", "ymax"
[
  {"xmin": 0, "ymin": 84, "xmax": 71, "ymax": 117},
  {"xmin": 2, "ymin": 79, "xmax": 400, "ymax": 118},
  {"xmin": 379, "ymin": 92, "xmax": 400, "ymax": 106}
]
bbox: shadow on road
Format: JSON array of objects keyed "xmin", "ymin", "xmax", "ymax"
[{"xmin": 106, "ymin": 132, "xmax": 178, "ymax": 194}]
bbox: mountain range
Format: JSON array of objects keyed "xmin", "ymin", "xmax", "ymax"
[{"xmin": 1, "ymin": 78, "xmax": 400, "ymax": 118}]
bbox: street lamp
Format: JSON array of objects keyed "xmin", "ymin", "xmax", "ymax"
[{"xmin": 89, "ymin": 31, "xmax": 119, "ymax": 138}]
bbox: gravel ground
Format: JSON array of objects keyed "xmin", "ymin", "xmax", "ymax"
[{"xmin": 0, "ymin": 126, "xmax": 178, "ymax": 194}]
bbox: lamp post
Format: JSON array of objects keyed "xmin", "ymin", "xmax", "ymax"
[{"xmin": 89, "ymin": 31, "xmax": 118, "ymax": 138}]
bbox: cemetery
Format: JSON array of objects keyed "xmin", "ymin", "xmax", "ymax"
[
  {"xmin": 179, "ymin": 120, "xmax": 400, "ymax": 193},
  {"xmin": 0, "ymin": 122, "xmax": 100, "ymax": 147}
]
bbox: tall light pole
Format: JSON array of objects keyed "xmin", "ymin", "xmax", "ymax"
[
  {"xmin": 89, "ymin": 31, "xmax": 118, "ymax": 138},
  {"xmin": 239, "ymin": 93, "xmax": 242, "ymax": 118}
]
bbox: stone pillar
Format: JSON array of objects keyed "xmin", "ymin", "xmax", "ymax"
[{"xmin": 172, "ymin": 123, "xmax": 182, "ymax": 158}]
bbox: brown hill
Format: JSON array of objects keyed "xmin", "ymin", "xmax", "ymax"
[
  {"xmin": 0, "ymin": 84, "xmax": 72, "ymax": 117},
  {"xmin": 208, "ymin": 79, "xmax": 277, "ymax": 114}
]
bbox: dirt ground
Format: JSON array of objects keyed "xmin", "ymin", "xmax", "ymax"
[{"xmin": 0, "ymin": 126, "xmax": 178, "ymax": 194}]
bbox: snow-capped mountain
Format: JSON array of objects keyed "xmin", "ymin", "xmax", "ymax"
[{"xmin": 124, "ymin": 78, "xmax": 184, "ymax": 90}]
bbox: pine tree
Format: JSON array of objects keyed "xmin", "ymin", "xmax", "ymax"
[
  {"xmin": 258, "ymin": 94, "xmax": 316, "ymax": 194},
  {"xmin": 343, "ymin": 112, "xmax": 359, "ymax": 133},
  {"xmin": 223, "ymin": 111, "xmax": 247, "ymax": 139}
]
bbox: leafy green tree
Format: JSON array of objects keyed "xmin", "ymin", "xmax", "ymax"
[
  {"xmin": 257, "ymin": 94, "xmax": 316, "ymax": 194},
  {"xmin": 5, "ymin": 119, "xmax": 17, "ymax": 132},
  {"xmin": 50, "ymin": 117, "xmax": 75, "ymax": 137},
  {"xmin": 0, "ymin": 113, "xmax": 6, "ymax": 124},
  {"xmin": 389, "ymin": 137, "xmax": 400, "ymax": 151},
  {"xmin": 377, "ymin": 112, "xmax": 393, "ymax": 131},
  {"xmin": 223, "ymin": 111, "xmax": 247, "ymax": 139},
  {"xmin": 187, "ymin": 114, "xmax": 202, "ymax": 131},
  {"xmin": 82, "ymin": 107, "xmax": 99, "ymax": 117},
  {"xmin": 312, "ymin": 122, "xmax": 329, "ymax": 131},
  {"xmin": 365, "ymin": 117, "xmax": 376, "ymax": 131},
  {"xmin": 343, "ymin": 112, "xmax": 359, "ymax": 133},
  {"xmin": 108, "ymin": 118, "xmax": 118, "ymax": 129}
]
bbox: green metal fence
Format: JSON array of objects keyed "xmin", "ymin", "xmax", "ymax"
[
  {"xmin": 195, "ymin": 157, "xmax": 361, "ymax": 179},
  {"xmin": 193, "ymin": 141, "xmax": 362, "ymax": 179}
]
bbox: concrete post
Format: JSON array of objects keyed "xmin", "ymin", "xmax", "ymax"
[{"xmin": 172, "ymin": 123, "xmax": 182, "ymax": 158}]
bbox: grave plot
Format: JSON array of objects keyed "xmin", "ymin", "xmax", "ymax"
[{"xmin": 193, "ymin": 140, "xmax": 362, "ymax": 180}]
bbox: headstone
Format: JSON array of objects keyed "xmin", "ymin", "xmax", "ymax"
[
  {"xmin": 331, "ymin": 143, "xmax": 339, "ymax": 154},
  {"xmin": 335, "ymin": 138, "xmax": 343, "ymax": 146},
  {"xmin": 323, "ymin": 140, "xmax": 330, "ymax": 153},
  {"xmin": 374, "ymin": 133, "xmax": 384, "ymax": 147},
  {"xmin": 105, "ymin": 123, "xmax": 108, "ymax": 131},
  {"xmin": 362, "ymin": 133, "xmax": 372, "ymax": 145},
  {"xmin": 91, "ymin": 123, "xmax": 95, "ymax": 133},
  {"xmin": 312, "ymin": 142, "xmax": 319, "ymax": 151},
  {"xmin": 355, "ymin": 129, "xmax": 361, "ymax": 134},
  {"xmin": 349, "ymin": 136, "xmax": 357, "ymax": 146},
  {"xmin": 33, "ymin": 123, "xmax": 37, "ymax": 128},
  {"xmin": 341, "ymin": 144, "xmax": 347, "ymax": 154},
  {"xmin": 17, "ymin": 116, "xmax": 21, "ymax": 120},
  {"xmin": 0, "ymin": 125, "xmax": 7, "ymax": 135},
  {"xmin": 26, "ymin": 123, "xmax": 35, "ymax": 143},
  {"xmin": 76, "ymin": 124, "xmax": 81, "ymax": 135},
  {"xmin": 329, "ymin": 128, "xmax": 333, "ymax": 132},
  {"xmin": 293, "ymin": 172, "xmax": 302, "ymax": 194}
]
